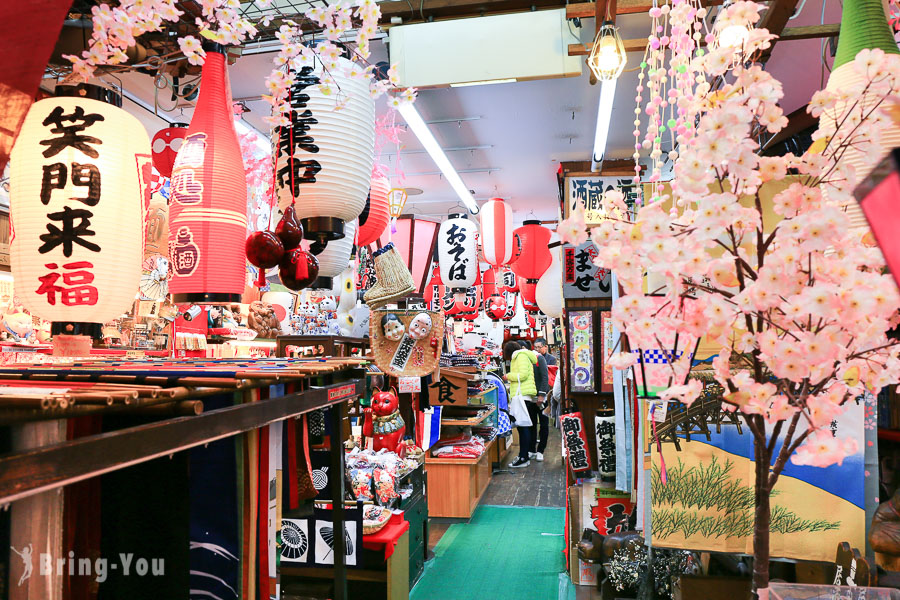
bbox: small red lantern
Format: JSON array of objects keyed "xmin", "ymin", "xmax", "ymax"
[
  {"xmin": 502, "ymin": 292, "xmax": 517, "ymax": 320},
  {"xmin": 151, "ymin": 124, "xmax": 187, "ymax": 178},
  {"xmin": 520, "ymin": 279, "xmax": 537, "ymax": 305},
  {"xmin": 485, "ymin": 294, "xmax": 507, "ymax": 320},
  {"xmin": 455, "ymin": 286, "xmax": 481, "ymax": 321},
  {"xmin": 510, "ymin": 220, "xmax": 552, "ymax": 282},
  {"xmin": 423, "ymin": 265, "xmax": 444, "ymax": 312}
]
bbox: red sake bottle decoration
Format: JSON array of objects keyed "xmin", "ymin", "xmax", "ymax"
[{"xmin": 169, "ymin": 41, "xmax": 247, "ymax": 304}]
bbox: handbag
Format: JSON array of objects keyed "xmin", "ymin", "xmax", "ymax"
[{"xmin": 507, "ymin": 380, "xmax": 533, "ymax": 428}]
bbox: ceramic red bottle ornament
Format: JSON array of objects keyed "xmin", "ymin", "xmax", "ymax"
[
  {"xmin": 279, "ymin": 248, "xmax": 319, "ymax": 291},
  {"xmin": 246, "ymin": 231, "xmax": 285, "ymax": 287},
  {"xmin": 362, "ymin": 388, "xmax": 406, "ymax": 456},
  {"xmin": 276, "ymin": 204, "xmax": 304, "ymax": 250}
]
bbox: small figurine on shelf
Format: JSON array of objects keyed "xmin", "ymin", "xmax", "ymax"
[
  {"xmin": 362, "ymin": 388, "xmax": 406, "ymax": 457},
  {"xmin": 3, "ymin": 312, "xmax": 34, "ymax": 343}
]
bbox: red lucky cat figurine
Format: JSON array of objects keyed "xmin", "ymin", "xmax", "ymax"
[{"xmin": 363, "ymin": 388, "xmax": 406, "ymax": 457}]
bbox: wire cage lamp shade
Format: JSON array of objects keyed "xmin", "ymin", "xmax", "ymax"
[{"xmin": 588, "ymin": 21, "xmax": 627, "ymax": 82}]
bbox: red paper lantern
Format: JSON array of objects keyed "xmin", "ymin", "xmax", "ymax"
[
  {"xmin": 169, "ymin": 43, "xmax": 247, "ymax": 304},
  {"xmin": 151, "ymin": 124, "xmax": 187, "ymax": 178},
  {"xmin": 357, "ymin": 174, "xmax": 390, "ymax": 247},
  {"xmin": 479, "ymin": 197, "xmax": 514, "ymax": 266},
  {"xmin": 502, "ymin": 292, "xmax": 517, "ymax": 320},
  {"xmin": 510, "ymin": 220, "xmax": 552, "ymax": 283},
  {"xmin": 520, "ymin": 280, "xmax": 540, "ymax": 312},
  {"xmin": 499, "ymin": 268, "xmax": 518, "ymax": 293},
  {"xmin": 423, "ymin": 265, "xmax": 444, "ymax": 312},
  {"xmin": 454, "ymin": 286, "xmax": 481, "ymax": 321},
  {"xmin": 485, "ymin": 293, "xmax": 507, "ymax": 320}
]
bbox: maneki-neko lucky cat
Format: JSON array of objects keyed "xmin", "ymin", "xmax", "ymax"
[{"xmin": 362, "ymin": 389, "xmax": 406, "ymax": 457}]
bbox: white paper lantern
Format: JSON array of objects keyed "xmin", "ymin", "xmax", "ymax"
[
  {"xmin": 302, "ymin": 220, "xmax": 357, "ymax": 288},
  {"xmin": 536, "ymin": 235, "xmax": 563, "ymax": 318},
  {"xmin": 817, "ymin": 0, "xmax": 900, "ymax": 232},
  {"xmin": 438, "ymin": 214, "xmax": 478, "ymax": 293},
  {"xmin": 479, "ymin": 197, "xmax": 514, "ymax": 266},
  {"xmin": 10, "ymin": 88, "xmax": 148, "ymax": 335},
  {"xmin": 275, "ymin": 58, "xmax": 375, "ymax": 240}
]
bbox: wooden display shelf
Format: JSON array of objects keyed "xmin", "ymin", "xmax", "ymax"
[
  {"xmin": 282, "ymin": 530, "xmax": 409, "ymax": 600},
  {"xmin": 0, "ymin": 377, "xmax": 364, "ymax": 505},
  {"xmin": 441, "ymin": 405, "xmax": 496, "ymax": 427},
  {"xmin": 425, "ymin": 438, "xmax": 494, "ymax": 518}
]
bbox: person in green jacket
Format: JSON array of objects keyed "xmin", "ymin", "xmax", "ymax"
[{"xmin": 503, "ymin": 341, "xmax": 537, "ymax": 467}]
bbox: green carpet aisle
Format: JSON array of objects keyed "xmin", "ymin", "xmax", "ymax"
[{"xmin": 411, "ymin": 505, "xmax": 567, "ymax": 600}]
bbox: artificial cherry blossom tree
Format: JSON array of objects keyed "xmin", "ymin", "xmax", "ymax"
[{"xmin": 559, "ymin": 4, "xmax": 900, "ymax": 594}]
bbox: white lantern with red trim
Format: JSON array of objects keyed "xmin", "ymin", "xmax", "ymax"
[
  {"xmin": 10, "ymin": 85, "xmax": 148, "ymax": 337},
  {"xmin": 438, "ymin": 214, "xmax": 478, "ymax": 293},
  {"xmin": 536, "ymin": 234, "xmax": 563, "ymax": 318},
  {"xmin": 479, "ymin": 197, "xmax": 513, "ymax": 266}
]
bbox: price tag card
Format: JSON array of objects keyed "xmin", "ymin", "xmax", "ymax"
[
  {"xmin": 398, "ymin": 376, "xmax": 421, "ymax": 393},
  {"xmin": 648, "ymin": 400, "xmax": 669, "ymax": 422}
]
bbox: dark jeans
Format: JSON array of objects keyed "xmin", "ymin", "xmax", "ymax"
[
  {"xmin": 517, "ymin": 401, "xmax": 536, "ymax": 461},
  {"xmin": 527, "ymin": 400, "xmax": 549, "ymax": 454}
]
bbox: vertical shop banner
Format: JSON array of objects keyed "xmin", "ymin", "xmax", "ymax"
[
  {"xmin": 567, "ymin": 311, "xmax": 595, "ymax": 393},
  {"xmin": 562, "ymin": 412, "xmax": 593, "ymax": 473},
  {"xmin": 595, "ymin": 414, "xmax": 616, "ymax": 481},
  {"xmin": 600, "ymin": 312, "xmax": 615, "ymax": 392},
  {"xmin": 649, "ymin": 399, "xmax": 865, "ymax": 561},
  {"xmin": 562, "ymin": 241, "xmax": 612, "ymax": 299}
]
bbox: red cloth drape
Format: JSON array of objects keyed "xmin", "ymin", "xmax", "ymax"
[{"xmin": 0, "ymin": 0, "xmax": 72, "ymax": 172}]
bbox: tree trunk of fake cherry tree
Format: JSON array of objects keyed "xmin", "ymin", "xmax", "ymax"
[{"xmin": 751, "ymin": 421, "xmax": 772, "ymax": 599}]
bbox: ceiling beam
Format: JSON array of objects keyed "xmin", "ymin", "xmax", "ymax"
[
  {"xmin": 778, "ymin": 23, "xmax": 840, "ymax": 41},
  {"xmin": 378, "ymin": 0, "xmax": 567, "ymax": 24},
  {"xmin": 566, "ymin": 0, "xmax": 723, "ymax": 19},
  {"xmin": 568, "ymin": 22, "xmax": 839, "ymax": 56},
  {"xmin": 756, "ymin": 0, "xmax": 804, "ymax": 63},
  {"xmin": 560, "ymin": 159, "xmax": 639, "ymax": 176}
]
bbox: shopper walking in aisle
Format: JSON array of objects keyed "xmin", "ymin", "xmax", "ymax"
[
  {"xmin": 521, "ymin": 340, "xmax": 550, "ymax": 462},
  {"xmin": 503, "ymin": 341, "xmax": 537, "ymax": 468},
  {"xmin": 534, "ymin": 337, "xmax": 557, "ymax": 366}
]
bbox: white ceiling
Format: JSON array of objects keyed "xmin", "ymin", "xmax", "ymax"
[{"xmin": 106, "ymin": 1, "xmax": 832, "ymax": 225}]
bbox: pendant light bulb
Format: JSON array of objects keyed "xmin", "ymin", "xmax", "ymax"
[
  {"xmin": 717, "ymin": 23, "xmax": 750, "ymax": 51},
  {"xmin": 588, "ymin": 21, "xmax": 627, "ymax": 82}
]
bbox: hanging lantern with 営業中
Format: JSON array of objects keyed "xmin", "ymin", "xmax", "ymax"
[
  {"xmin": 479, "ymin": 197, "xmax": 514, "ymax": 267},
  {"xmin": 438, "ymin": 214, "xmax": 478, "ymax": 294},
  {"xmin": 169, "ymin": 42, "xmax": 248, "ymax": 304},
  {"xmin": 9, "ymin": 84, "xmax": 149, "ymax": 344},
  {"xmin": 275, "ymin": 57, "xmax": 375, "ymax": 242}
]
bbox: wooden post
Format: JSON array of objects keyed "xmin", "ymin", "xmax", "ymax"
[
  {"xmin": 330, "ymin": 404, "xmax": 347, "ymax": 600},
  {"xmin": 9, "ymin": 420, "xmax": 66, "ymax": 600}
]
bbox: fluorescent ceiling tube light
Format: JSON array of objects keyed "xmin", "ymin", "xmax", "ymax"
[
  {"xmin": 396, "ymin": 101, "xmax": 480, "ymax": 214},
  {"xmin": 591, "ymin": 78, "xmax": 617, "ymax": 172},
  {"xmin": 449, "ymin": 78, "xmax": 517, "ymax": 88}
]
